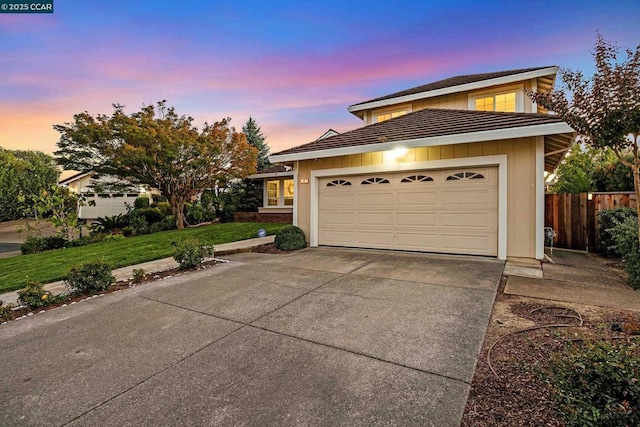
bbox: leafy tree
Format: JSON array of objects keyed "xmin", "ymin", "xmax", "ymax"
[
  {"xmin": 243, "ymin": 116, "xmax": 271, "ymax": 171},
  {"xmin": 31, "ymin": 185, "xmax": 80, "ymax": 240},
  {"xmin": 528, "ymin": 34, "xmax": 640, "ymax": 241},
  {"xmin": 0, "ymin": 148, "xmax": 59, "ymax": 221},
  {"xmin": 551, "ymin": 146, "xmax": 633, "ymax": 193},
  {"xmin": 54, "ymin": 101, "xmax": 258, "ymax": 229}
]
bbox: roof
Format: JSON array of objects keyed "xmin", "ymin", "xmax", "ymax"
[
  {"xmin": 58, "ymin": 171, "xmax": 91, "ymax": 185},
  {"xmin": 270, "ymin": 108, "xmax": 574, "ymax": 171},
  {"xmin": 248, "ymin": 164, "xmax": 294, "ymax": 179},
  {"xmin": 348, "ymin": 66, "xmax": 558, "ymax": 115}
]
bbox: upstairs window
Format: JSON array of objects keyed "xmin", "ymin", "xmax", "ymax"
[
  {"xmin": 375, "ymin": 110, "xmax": 407, "ymax": 123},
  {"xmin": 474, "ymin": 92, "xmax": 516, "ymax": 112}
]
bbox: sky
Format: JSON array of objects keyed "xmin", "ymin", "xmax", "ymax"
[{"xmin": 1, "ymin": 0, "xmax": 639, "ymax": 157}]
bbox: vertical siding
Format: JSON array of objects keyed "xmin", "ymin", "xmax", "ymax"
[{"xmin": 296, "ymin": 137, "xmax": 537, "ymax": 258}]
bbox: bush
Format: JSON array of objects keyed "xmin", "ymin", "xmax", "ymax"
[
  {"xmin": 17, "ymin": 281, "xmax": 53, "ymax": 309},
  {"xmin": 610, "ymin": 215, "xmax": 640, "ymax": 289},
  {"xmin": 128, "ymin": 215, "xmax": 150, "ymax": 236},
  {"xmin": 65, "ymin": 260, "xmax": 115, "ymax": 294},
  {"xmin": 91, "ymin": 214, "xmax": 129, "ymax": 234},
  {"xmin": 185, "ymin": 203, "xmax": 205, "ymax": 225},
  {"xmin": 0, "ymin": 300, "xmax": 13, "ymax": 322},
  {"xmin": 132, "ymin": 207, "xmax": 165, "ymax": 225},
  {"xmin": 21, "ymin": 235, "xmax": 68, "ymax": 254},
  {"xmin": 132, "ymin": 268, "xmax": 145, "ymax": 283},
  {"xmin": 172, "ymin": 239, "xmax": 214, "ymax": 269},
  {"xmin": 274, "ymin": 225, "xmax": 306, "ymax": 251},
  {"xmin": 102, "ymin": 234, "xmax": 125, "ymax": 243},
  {"xmin": 543, "ymin": 340, "xmax": 640, "ymax": 426},
  {"xmin": 150, "ymin": 216, "xmax": 177, "ymax": 233},
  {"xmin": 599, "ymin": 208, "xmax": 637, "ymax": 258},
  {"xmin": 134, "ymin": 196, "xmax": 150, "ymax": 209},
  {"xmin": 154, "ymin": 201, "xmax": 173, "ymax": 216}
]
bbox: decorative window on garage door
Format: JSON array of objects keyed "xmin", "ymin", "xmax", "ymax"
[
  {"xmin": 326, "ymin": 179, "xmax": 352, "ymax": 187},
  {"xmin": 400, "ymin": 174, "xmax": 434, "ymax": 183},
  {"xmin": 445, "ymin": 171, "xmax": 485, "ymax": 181},
  {"xmin": 361, "ymin": 177, "xmax": 390, "ymax": 185}
]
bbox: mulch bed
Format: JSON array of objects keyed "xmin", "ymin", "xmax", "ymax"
[{"xmin": 462, "ymin": 288, "xmax": 640, "ymax": 426}]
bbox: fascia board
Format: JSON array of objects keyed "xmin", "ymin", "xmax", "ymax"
[
  {"xmin": 270, "ymin": 122, "xmax": 573, "ymax": 163},
  {"xmin": 348, "ymin": 67, "xmax": 559, "ymax": 114}
]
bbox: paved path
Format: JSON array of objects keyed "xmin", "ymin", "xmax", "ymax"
[
  {"xmin": 0, "ymin": 248, "xmax": 503, "ymax": 426},
  {"xmin": 504, "ymin": 249, "xmax": 640, "ymax": 311}
]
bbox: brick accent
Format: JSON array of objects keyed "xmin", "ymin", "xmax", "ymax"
[{"xmin": 234, "ymin": 212, "xmax": 293, "ymax": 224}]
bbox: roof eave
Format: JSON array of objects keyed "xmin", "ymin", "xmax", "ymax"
[
  {"xmin": 270, "ymin": 122, "xmax": 574, "ymax": 163},
  {"xmin": 348, "ymin": 66, "xmax": 559, "ymax": 116},
  {"xmin": 247, "ymin": 171, "xmax": 295, "ymax": 179}
]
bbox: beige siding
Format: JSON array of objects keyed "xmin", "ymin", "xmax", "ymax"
[{"xmin": 295, "ymin": 137, "xmax": 537, "ymax": 258}]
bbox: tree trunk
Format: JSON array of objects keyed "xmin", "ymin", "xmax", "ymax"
[{"xmin": 169, "ymin": 196, "xmax": 185, "ymax": 230}]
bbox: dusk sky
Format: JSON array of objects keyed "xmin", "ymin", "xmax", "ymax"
[{"xmin": 1, "ymin": 1, "xmax": 639, "ymax": 157}]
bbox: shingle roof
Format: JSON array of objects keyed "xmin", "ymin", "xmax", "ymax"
[
  {"xmin": 349, "ymin": 66, "xmax": 555, "ymax": 108},
  {"xmin": 272, "ymin": 108, "xmax": 567, "ymax": 157}
]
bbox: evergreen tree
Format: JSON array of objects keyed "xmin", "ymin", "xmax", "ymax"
[{"xmin": 243, "ymin": 117, "xmax": 271, "ymax": 171}]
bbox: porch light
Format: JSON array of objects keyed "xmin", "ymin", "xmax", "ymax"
[
  {"xmin": 385, "ymin": 147, "xmax": 408, "ymax": 163},
  {"xmin": 587, "ymin": 193, "xmax": 593, "ymax": 201}
]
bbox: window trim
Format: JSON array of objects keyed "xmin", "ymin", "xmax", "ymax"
[
  {"xmin": 371, "ymin": 103, "xmax": 412, "ymax": 124},
  {"xmin": 468, "ymin": 84, "xmax": 524, "ymax": 113}
]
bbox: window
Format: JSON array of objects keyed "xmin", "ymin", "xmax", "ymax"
[
  {"xmin": 376, "ymin": 110, "xmax": 407, "ymax": 123},
  {"xmin": 446, "ymin": 171, "xmax": 485, "ymax": 181},
  {"xmin": 401, "ymin": 175, "xmax": 434, "ymax": 183},
  {"xmin": 326, "ymin": 179, "xmax": 352, "ymax": 187},
  {"xmin": 266, "ymin": 178, "xmax": 295, "ymax": 207},
  {"xmin": 474, "ymin": 92, "xmax": 516, "ymax": 112},
  {"xmin": 361, "ymin": 177, "xmax": 390, "ymax": 185}
]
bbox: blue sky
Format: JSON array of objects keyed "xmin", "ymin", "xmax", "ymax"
[{"xmin": 1, "ymin": 0, "xmax": 638, "ymax": 155}]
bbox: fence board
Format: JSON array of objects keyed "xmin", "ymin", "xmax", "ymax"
[{"xmin": 545, "ymin": 192, "xmax": 637, "ymax": 251}]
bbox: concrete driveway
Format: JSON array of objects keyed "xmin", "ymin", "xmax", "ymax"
[{"xmin": 0, "ymin": 248, "xmax": 503, "ymax": 426}]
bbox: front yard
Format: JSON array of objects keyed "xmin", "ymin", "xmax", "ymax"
[{"xmin": 0, "ymin": 222, "xmax": 285, "ymax": 293}]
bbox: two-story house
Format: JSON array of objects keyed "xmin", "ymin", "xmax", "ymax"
[{"xmin": 270, "ymin": 66, "xmax": 575, "ymax": 260}]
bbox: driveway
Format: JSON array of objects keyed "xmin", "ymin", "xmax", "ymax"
[{"xmin": 0, "ymin": 248, "xmax": 503, "ymax": 426}]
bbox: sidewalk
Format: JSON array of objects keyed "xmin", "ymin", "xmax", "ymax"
[
  {"xmin": 0, "ymin": 235, "xmax": 275, "ymax": 306},
  {"xmin": 504, "ymin": 248, "xmax": 640, "ymax": 312}
]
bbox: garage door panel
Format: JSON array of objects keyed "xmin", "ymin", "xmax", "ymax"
[
  {"xmin": 357, "ymin": 192, "xmax": 393, "ymax": 206},
  {"xmin": 396, "ymin": 212, "xmax": 438, "ymax": 227},
  {"xmin": 318, "ymin": 167, "xmax": 498, "ymax": 256},
  {"xmin": 357, "ymin": 213, "xmax": 394, "ymax": 226},
  {"xmin": 396, "ymin": 191, "xmax": 437, "ymax": 206},
  {"xmin": 320, "ymin": 212, "xmax": 355, "ymax": 226}
]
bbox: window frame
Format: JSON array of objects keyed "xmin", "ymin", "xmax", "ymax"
[
  {"xmin": 468, "ymin": 84, "xmax": 524, "ymax": 113},
  {"xmin": 371, "ymin": 103, "xmax": 412, "ymax": 124},
  {"xmin": 264, "ymin": 177, "xmax": 294, "ymax": 208}
]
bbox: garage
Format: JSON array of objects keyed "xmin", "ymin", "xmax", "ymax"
[{"xmin": 318, "ymin": 167, "xmax": 498, "ymax": 256}]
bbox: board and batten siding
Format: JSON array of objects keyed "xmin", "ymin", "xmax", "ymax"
[{"xmin": 295, "ymin": 137, "xmax": 537, "ymax": 258}]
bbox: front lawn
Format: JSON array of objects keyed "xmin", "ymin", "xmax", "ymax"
[{"xmin": 0, "ymin": 222, "xmax": 285, "ymax": 294}]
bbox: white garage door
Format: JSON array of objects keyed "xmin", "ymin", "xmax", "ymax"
[{"xmin": 318, "ymin": 167, "xmax": 498, "ymax": 256}]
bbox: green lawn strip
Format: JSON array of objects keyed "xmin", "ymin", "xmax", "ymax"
[{"xmin": 0, "ymin": 222, "xmax": 285, "ymax": 294}]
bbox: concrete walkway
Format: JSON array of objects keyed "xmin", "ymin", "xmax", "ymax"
[
  {"xmin": 0, "ymin": 235, "xmax": 275, "ymax": 306},
  {"xmin": 504, "ymin": 248, "xmax": 640, "ymax": 312}
]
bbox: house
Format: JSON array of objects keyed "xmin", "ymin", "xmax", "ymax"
[
  {"xmin": 269, "ymin": 66, "xmax": 575, "ymax": 260},
  {"xmin": 58, "ymin": 172, "xmax": 151, "ymax": 220}
]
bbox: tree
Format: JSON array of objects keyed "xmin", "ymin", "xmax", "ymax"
[
  {"xmin": 528, "ymin": 34, "xmax": 640, "ymax": 242},
  {"xmin": 551, "ymin": 145, "xmax": 633, "ymax": 193},
  {"xmin": 54, "ymin": 101, "xmax": 258, "ymax": 229},
  {"xmin": 0, "ymin": 148, "xmax": 59, "ymax": 221},
  {"xmin": 243, "ymin": 116, "xmax": 271, "ymax": 171}
]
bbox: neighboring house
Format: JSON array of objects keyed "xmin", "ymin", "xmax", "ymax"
[
  {"xmin": 270, "ymin": 66, "xmax": 575, "ymax": 260},
  {"xmin": 58, "ymin": 172, "xmax": 150, "ymax": 220}
]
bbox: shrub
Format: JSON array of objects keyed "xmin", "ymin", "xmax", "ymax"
[
  {"xmin": 65, "ymin": 260, "xmax": 115, "ymax": 294},
  {"xmin": 21, "ymin": 235, "xmax": 68, "ymax": 254},
  {"xmin": 0, "ymin": 300, "xmax": 13, "ymax": 322},
  {"xmin": 172, "ymin": 238, "xmax": 214, "ymax": 269},
  {"xmin": 150, "ymin": 216, "xmax": 177, "ymax": 233},
  {"xmin": 128, "ymin": 215, "xmax": 150, "ymax": 236},
  {"xmin": 598, "ymin": 208, "xmax": 637, "ymax": 258},
  {"xmin": 274, "ymin": 225, "xmax": 306, "ymax": 251},
  {"xmin": 17, "ymin": 281, "xmax": 54, "ymax": 309},
  {"xmin": 134, "ymin": 196, "xmax": 150, "ymax": 209},
  {"xmin": 185, "ymin": 203, "xmax": 205, "ymax": 225},
  {"xmin": 610, "ymin": 215, "xmax": 640, "ymax": 289},
  {"xmin": 543, "ymin": 340, "xmax": 640, "ymax": 426},
  {"xmin": 132, "ymin": 268, "xmax": 145, "ymax": 283},
  {"xmin": 102, "ymin": 234, "xmax": 125, "ymax": 243},
  {"xmin": 132, "ymin": 207, "xmax": 165, "ymax": 225},
  {"xmin": 154, "ymin": 201, "xmax": 173, "ymax": 216},
  {"xmin": 91, "ymin": 214, "xmax": 129, "ymax": 234}
]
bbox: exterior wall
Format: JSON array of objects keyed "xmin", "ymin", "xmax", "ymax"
[{"xmin": 294, "ymin": 137, "xmax": 537, "ymax": 258}]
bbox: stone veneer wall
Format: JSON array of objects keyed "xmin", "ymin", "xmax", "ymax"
[{"xmin": 233, "ymin": 212, "xmax": 293, "ymax": 224}]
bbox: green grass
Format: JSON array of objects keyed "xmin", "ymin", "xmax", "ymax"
[{"xmin": 0, "ymin": 222, "xmax": 285, "ymax": 294}]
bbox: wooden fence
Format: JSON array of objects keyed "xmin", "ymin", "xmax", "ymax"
[{"xmin": 545, "ymin": 192, "xmax": 637, "ymax": 251}]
